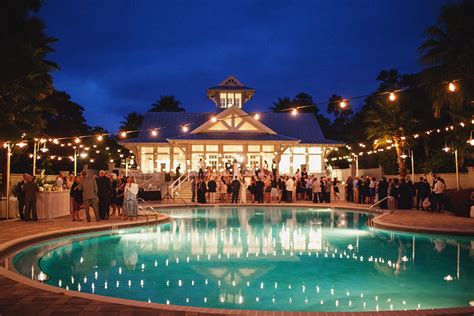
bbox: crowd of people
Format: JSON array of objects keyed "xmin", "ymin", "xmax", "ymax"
[
  {"xmin": 15, "ymin": 170, "xmax": 142, "ymax": 222},
  {"xmin": 189, "ymin": 166, "xmax": 449, "ymax": 212},
  {"xmin": 190, "ymin": 167, "xmax": 340, "ymax": 205},
  {"xmin": 344, "ymin": 174, "xmax": 447, "ymax": 211}
]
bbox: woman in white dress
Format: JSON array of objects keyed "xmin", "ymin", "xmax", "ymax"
[
  {"xmin": 240, "ymin": 177, "xmax": 248, "ymax": 204},
  {"xmin": 123, "ymin": 177, "xmax": 139, "ymax": 220}
]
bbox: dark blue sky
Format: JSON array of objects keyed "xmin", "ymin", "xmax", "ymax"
[{"xmin": 41, "ymin": 0, "xmax": 446, "ymax": 131}]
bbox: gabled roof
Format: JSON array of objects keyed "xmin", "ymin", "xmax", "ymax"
[
  {"xmin": 168, "ymin": 132, "xmax": 298, "ymax": 142},
  {"xmin": 207, "ymin": 75, "xmax": 255, "ymax": 91},
  {"xmin": 190, "ymin": 106, "xmax": 276, "ymax": 135},
  {"xmin": 120, "ymin": 110, "xmax": 342, "ymax": 145}
]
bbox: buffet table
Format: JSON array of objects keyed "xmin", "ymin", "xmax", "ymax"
[{"xmin": 36, "ymin": 191, "xmax": 71, "ymax": 219}]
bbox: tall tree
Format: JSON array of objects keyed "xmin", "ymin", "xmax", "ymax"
[
  {"xmin": 270, "ymin": 96, "xmax": 293, "ymax": 112},
  {"xmin": 119, "ymin": 112, "xmax": 144, "ymax": 138},
  {"xmin": 419, "ymin": 0, "xmax": 474, "ymax": 119},
  {"xmin": 43, "ymin": 91, "xmax": 90, "ymax": 137},
  {"xmin": 364, "ymin": 99, "xmax": 417, "ymax": 177},
  {"xmin": 149, "ymin": 95, "xmax": 185, "ymax": 112},
  {"xmin": 0, "ymin": 0, "xmax": 59, "ymax": 141}
]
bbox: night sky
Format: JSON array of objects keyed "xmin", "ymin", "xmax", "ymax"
[{"xmin": 41, "ymin": 0, "xmax": 446, "ymax": 131}]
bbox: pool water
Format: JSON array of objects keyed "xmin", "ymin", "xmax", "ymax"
[{"xmin": 13, "ymin": 207, "xmax": 474, "ymax": 312}]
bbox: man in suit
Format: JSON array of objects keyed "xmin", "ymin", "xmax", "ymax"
[
  {"xmin": 231, "ymin": 176, "xmax": 241, "ymax": 203},
  {"xmin": 78, "ymin": 170, "xmax": 100, "ymax": 222},
  {"xmin": 15, "ymin": 174, "xmax": 28, "ymax": 220},
  {"xmin": 96, "ymin": 170, "xmax": 112, "ymax": 220},
  {"xmin": 23, "ymin": 175, "xmax": 39, "ymax": 221},
  {"xmin": 256, "ymin": 177, "xmax": 265, "ymax": 203}
]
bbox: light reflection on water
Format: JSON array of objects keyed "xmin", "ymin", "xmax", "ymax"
[{"xmin": 12, "ymin": 207, "xmax": 474, "ymax": 312}]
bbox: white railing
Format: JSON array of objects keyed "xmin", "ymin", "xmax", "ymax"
[
  {"xmin": 369, "ymin": 196, "xmax": 395, "ymax": 214},
  {"xmin": 168, "ymin": 172, "xmax": 189, "ymax": 199},
  {"xmin": 139, "ymin": 172, "xmax": 164, "ymax": 189}
]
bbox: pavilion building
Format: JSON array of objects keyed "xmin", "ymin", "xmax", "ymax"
[{"xmin": 120, "ymin": 76, "xmax": 342, "ymax": 176}]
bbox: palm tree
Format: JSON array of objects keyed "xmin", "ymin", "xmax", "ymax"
[
  {"xmin": 149, "ymin": 95, "xmax": 185, "ymax": 112},
  {"xmin": 0, "ymin": 0, "xmax": 59, "ymax": 141},
  {"xmin": 120, "ymin": 112, "xmax": 144, "ymax": 138},
  {"xmin": 418, "ymin": 0, "xmax": 474, "ymax": 118},
  {"xmin": 270, "ymin": 96, "xmax": 293, "ymax": 112},
  {"xmin": 364, "ymin": 99, "xmax": 417, "ymax": 177}
]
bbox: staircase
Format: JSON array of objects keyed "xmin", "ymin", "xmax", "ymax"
[{"xmin": 174, "ymin": 180, "xmax": 193, "ymax": 201}]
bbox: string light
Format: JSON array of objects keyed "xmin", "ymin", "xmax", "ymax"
[
  {"xmin": 467, "ymin": 131, "xmax": 474, "ymax": 146},
  {"xmin": 120, "ymin": 131, "xmax": 127, "ymax": 138},
  {"xmin": 442, "ymin": 143, "xmax": 451, "ymax": 152},
  {"xmin": 182, "ymin": 125, "xmax": 189, "ymax": 132},
  {"xmin": 16, "ymin": 142, "xmax": 27, "ymax": 148},
  {"xmin": 211, "ymin": 116, "xmax": 217, "ymax": 123},
  {"xmin": 53, "ymin": 139, "xmax": 59, "ymax": 144},
  {"xmin": 339, "ymin": 100, "xmax": 347, "ymax": 109},
  {"xmin": 254, "ymin": 113, "xmax": 260, "ymax": 120},
  {"xmin": 388, "ymin": 92, "xmax": 396, "ymax": 102},
  {"xmin": 97, "ymin": 135, "xmax": 103, "ymax": 141},
  {"xmin": 448, "ymin": 82, "xmax": 456, "ymax": 92},
  {"xmin": 291, "ymin": 108, "xmax": 298, "ymax": 116},
  {"xmin": 74, "ymin": 137, "xmax": 81, "ymax": 144},
  {"xmin": 151, "ymin": 129, "xmax": 158, "ymax": 136}
]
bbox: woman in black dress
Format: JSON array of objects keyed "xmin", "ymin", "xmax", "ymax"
[
  {"xmin": 116, "ymin": 176, "xmax": 126, "ymax": 217},
  {"xmin": 197, "ymin": 179, "xmax": 207, "ymax": 203}
]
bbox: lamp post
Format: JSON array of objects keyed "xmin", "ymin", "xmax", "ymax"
[
  {"xmin": 454, "ymin": 148, "xmax": 460, "ymax": 191},
  {"xmin": 5, "ymin": 143, "xmax": 11, "ymax": 220},
  {"xmin": 32, "ymin": 140, "xmax": 38, "ymax": 176},
  {"xmin": 443, "ymin": 143, "xmax": 460, "ymax": 191},
  {"xmin": 354, "ymin": 154, "xmax": 359, "ymax": 177},
  {"xmin": 73, "ymin": 147, "xmax": 78, "ymax": 175},
  {"xmin": 410, "ymin": 150, "xmax": 415, "ymax": 182}
]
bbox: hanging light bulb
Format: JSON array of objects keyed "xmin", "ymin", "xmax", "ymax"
[
  {"xmin": 467, "ymin": 131, "xmax": 474, "ymax": 146},
  {"xmin": 254, "ymin": 113, "xmax": 260, "ymax": 120},
  {"xmin": 211, "ymin": 116, "xmax": 217, "ymax": 123},
  {"xmin": 291, "ymin": 108, "xmax": 298, "ymax": 116},
  {"xmin": 40, "ymin": 143, "xmax": 49, "ymax": 153},
  {"xmin": 151, "ymin": 129, "xmax": 158, "ymax": 136},
  {"xmin": 442, "ymin": 143, "xmax": 451, "ymax": 152},
  {"xmin": 16, "ymin": 142, "xmax": 27, "ymax": 148},
  {"xmin": 53, "ymin": 139, "xmax": 59, "ymax": 144},
  {"xmin": 389, "ymin": 92, "xmax": 396, "ymax": 102},
  {"xmin": 339, "ymin": 100, "xmax": 347, "ymax": 109},
  {"xmin": 80, "ymin": 152, "xmax": 88, "ymax": 158},
  {"xmin": 448, "ymin": 82, "xmax": 456, "ymax": 92},
  {"xmin": 74, "ymin": 137, "xmax": 81, "ymax": 144},
  {"xmin": 120, "ymin": 131, "xmax": 127, "ymax": 138},
  {"xmin": 182, "ymin": 125, "xmax": 189, "ymax": 132},
  {"xmin": 400, "ymin": 152, "xmax": 408, "ymax": 159},
  {"xmin": 97, "ymin": 135, "xmax": 103, "ymax": 141}
]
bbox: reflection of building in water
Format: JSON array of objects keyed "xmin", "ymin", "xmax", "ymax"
[{"xmin": 147, "ymin": 208, "xmax": 368, "ymax": 258}]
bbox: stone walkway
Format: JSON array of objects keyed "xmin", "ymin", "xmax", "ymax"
[{"xmin": 0, "ymin": 202, "xmax": 473, "ymax": 315}]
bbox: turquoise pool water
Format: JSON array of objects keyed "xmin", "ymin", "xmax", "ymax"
[{"xmin": 12, "ymin": 207, "xmax": 474, "ymax": 312}]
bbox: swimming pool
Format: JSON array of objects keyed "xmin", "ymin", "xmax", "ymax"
[{"xmin": 12, "ymin": 207, "xmax": 474, "ymax": 312}]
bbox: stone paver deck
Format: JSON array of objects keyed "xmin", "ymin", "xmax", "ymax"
[{"xmin": 0, "ymin": 202, "xmax": 473, "ymax": 315}]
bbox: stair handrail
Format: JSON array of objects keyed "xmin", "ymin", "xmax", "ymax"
[
  {"xmin": 369, "ymin": 196, "xmax": 395, "ymax": 214},
  {"xmin": 168, "ymin": 172, "xmax": 189, "ymax": 198},
  {"xmin": 139, "ymin": 172, "xmax": 163, "ymax": 188}
]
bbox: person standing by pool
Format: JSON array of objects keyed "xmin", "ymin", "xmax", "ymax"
[
  {"xmin": 231, "ymin": 176, "xmax": 241, "ymax": 203},
  {"xmin": 15, "ymin": 174, "xmax": 28, "ymax": 220},
  {"xmin": 197, "ymin": 178, "xmax": 207, "ymax": 203},
  {"xmin": 191, "ymin": 176, "xmax": 197, "ymax": 202},
  {"xmin": 70, "ymin": 176, "xmax": 83, "ymax": 221},
  {"xmin": 352, "ymin": 176, "xmax": 359, "ymax": 203},
  {"xmin": 116, "ymin": 176, "xmax": 126, "ymax": 218},
  {"xmin": 23, "ymin": 175, "xmax": 39, "ymax": 221},
  {"xmin": 285, "ymin": 176, "xmax": 294, "ymax": 203},
  {"xmin": 109, "ymin": 173, "xmax": 118, "ymax": 216},
  {"xmin": 311, "ymin": 177, "xmax": 321, "ymax": 203},
  {"xmin": 255, "ymin": 177, "xmax": 264, "ymax": 203},
  {"xmin": 218, "ymin": 177, "xmax": 227, "ymax": 203},
  {"xmin": 207, "ymin": 177, "xmax": 217, "ymax": 203},
  {"xmin": 97, "ymin": 170, "xmax": 112, "ymax": 220},
  {"xmin": 332, "ymin": 177, "xmax": 340, "ymax": 201},
  {"xmin": 240, "ymin": 177, "xmax": 248, "ymax": 204},
  {"xmin": 78, "ymin": 170, "xmax": 100, "ymax": 222},
  {"xmin": 378, "ymin": 177, "xmax": 388, "ymax": 209},
  {"xmin": 123, "ymin": 177, "xmax": 139, "ymax": 220}
]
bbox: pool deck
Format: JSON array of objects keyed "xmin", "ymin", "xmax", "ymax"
[{"xmin": 0, "ymin": 201, "xmax": 473, "ymax": 315}]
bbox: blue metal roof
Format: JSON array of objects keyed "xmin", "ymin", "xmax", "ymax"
[
  {"xmin": 168, "ymin": 132, "xmax": 298, "ymax": 141},
  {"xmin": 121, "ymin": 111, "xmax": 342, "ymax": 145}
]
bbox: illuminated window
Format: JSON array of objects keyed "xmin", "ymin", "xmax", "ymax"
[
  {"xmin": 235, "ymin": 93, "xmax": 242, "ymax": 107},
  {"xmin": 223, "ymin": 145, "xmax": 243, "ymax": 152},
  {"xmin": 192, "ymin": 145, "xmax": 204, "ymax": 151},
  {"xmin": 206, "ymin": 145, "xmax": 218, "ymax": 152},
  {"xmin": 248, "ymin": 145, "xmax": 260, "ymax": 152},
  {"xmin": 262, "ymin": 145, "xmax": 274, "ymax": 152}
]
